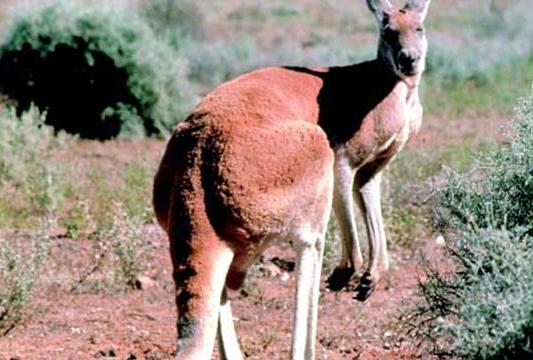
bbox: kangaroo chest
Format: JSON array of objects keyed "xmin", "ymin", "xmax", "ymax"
[{"xmin": 340, "ymin": 84, "xmax": 422, "ymax": 169}]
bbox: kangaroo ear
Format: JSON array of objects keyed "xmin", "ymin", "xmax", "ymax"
[
  {"xmin": 366, "ymin": 0, "xmax": 393, "ymax": 24},
  {"xmin": 404, "ymin": 0, "xmax": 431, "ymax": 21}
]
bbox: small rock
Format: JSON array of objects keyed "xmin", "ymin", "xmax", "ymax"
[
  {"xmin": 135, "ymin": 275, "xmax": 156, "ymax": 290},
  {"xmin": 264, "ymin": 263, "xmax": 282, "ymax": 277},
  {"xmin": 70, "ymin": 327, "xmax": 83, "ymax": 335},
  {"xmin": 280, "ymin": 272, "xmax": 290, "ymax": 282},
  {"xmin": 436, "ymin": 235, "xmax": 446, "ymax": 247}
]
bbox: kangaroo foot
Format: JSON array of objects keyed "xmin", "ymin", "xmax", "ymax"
[
  {"xmin": 354, "ymin": 272, "xmax": 376, "ymax": 302},
  {"xmin": 327, "ymin": 267, "xmax": 355, "ymax": 291}
]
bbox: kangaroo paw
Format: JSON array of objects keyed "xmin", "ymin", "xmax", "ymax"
[
  {"xmin": 354, "ymin": 272, "xmax": 375, "ymax": 302},
  {"xmin": 327, "ymin": 267, "xmax": 355, "ymax": 291}
]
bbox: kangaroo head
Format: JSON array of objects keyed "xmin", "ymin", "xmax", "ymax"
[{"xmin": 367, "ymin": 0, "xmax": 431, "ymax": 79}]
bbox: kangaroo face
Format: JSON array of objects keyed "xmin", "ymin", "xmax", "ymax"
[{"xmin": 367, "ymin": 0, "xmax": 431, "ymax": 79}]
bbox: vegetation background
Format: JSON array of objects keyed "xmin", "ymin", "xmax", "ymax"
[{"xmin": 0, "ymin": 0, "xmax": 531, "ymax": 358}]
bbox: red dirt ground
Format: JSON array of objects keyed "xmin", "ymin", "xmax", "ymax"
[{"xmin": 0, "ymin": 222, "xmax": 446, "ymax": 360}]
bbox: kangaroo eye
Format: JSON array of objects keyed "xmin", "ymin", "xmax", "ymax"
[{"xmin": 416, "ymin": 27, "xmax": 425, "ymax": 33}]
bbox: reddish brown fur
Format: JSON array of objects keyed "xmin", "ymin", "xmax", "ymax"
[{"xmin": 154, "ymin": 105, "xmax": 334, "ymax": 355}]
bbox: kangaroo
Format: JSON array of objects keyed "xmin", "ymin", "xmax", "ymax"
[{"xmin": 153, "ymin": 0, "xmax": 430, "ymax": 358}]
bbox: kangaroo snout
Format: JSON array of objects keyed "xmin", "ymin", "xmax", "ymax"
[{"xmin": 397, "ymin": 50, "xmax": 421, "ymax": 74}]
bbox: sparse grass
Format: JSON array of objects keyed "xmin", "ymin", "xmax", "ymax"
[
  {"xmin": 421, "ymin": 0, "xmax": 533, "ymax": 118},
  {"xmin": 94, "ymin": 161, "xmax": 155, "ymax": 224},
  {"xmin": 424, "ymin": 58, "xmax": 533, "ymax": 118},
  {"xmin": 0, "ymin": 105, "xmax": 156, "ymax": 295},
  {"xmin": 180, "ymin": 38, "xmax": 255, "ymax": 89},
  {"xmin": 0, "ymin": 106, "xmax": 156, "ymax": 232},
  {"xmin": 120, "ymin": 162, "xmax": 155, "ymax": 222}
]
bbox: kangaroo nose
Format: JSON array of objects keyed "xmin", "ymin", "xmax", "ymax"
[
  {"xmin": 398, "ymin": 51, "xmax": 418, "ymax": 67},
  {"xmin": 398, "ymin": 51, "xmax": 420, "ymax": 73}
]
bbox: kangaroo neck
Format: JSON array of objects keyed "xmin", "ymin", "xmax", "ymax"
[{"xmin": 374, "ymin": 56, "xmax": 421, "ymax": 102}]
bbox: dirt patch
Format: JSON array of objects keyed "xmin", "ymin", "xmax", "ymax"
[{"xmin": 0, "ymin": 224, "xmax": 445, "ymax": 359}]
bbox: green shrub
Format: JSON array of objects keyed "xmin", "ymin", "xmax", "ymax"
[
  {"xmin": 61, "ymin": 200, "xmax": 93, "ymax": 239},
  {"xmin": 406, "ymin": 228, "xmax": 533, "ymax": 359},
  {"xmin": 105, "ymin": 201, "xmax": 148, "ymax": 290},
  {"xmin": 67, "ymin": 198, "xmax": 151, "ymax": 292},
  {"xmin": 404, "ymin": 90, "xmax": 533, "ymax": 358},
  {"xmin": 0, "ymin": 107, "xmax": 67, "ymax": 228},
  {"xmin": 0, "ymin": 2, "xmax": 193, "ymax": 139},
  {"xmin": 437, "ymin": 91, "xmax": 533, "ymax": 231},
  {"xmin": 0, "ymin": 230, "xmax": 48, "ymax": 335}
]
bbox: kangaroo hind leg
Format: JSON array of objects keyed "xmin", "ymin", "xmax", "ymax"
[
  {"xmin": 217, "ymin": 287, "xmax": 244, "ymax": 360},
  {"xmin": 327, "ymin": 156, "xmax": 362, "ymax": 291},
  {"xmin": 353, "ymin": 159, "xmax": 390, "ymax": 302},
  {"xmin": 173, "ymin": 235, "xmax": 234, "ymax": 360}
]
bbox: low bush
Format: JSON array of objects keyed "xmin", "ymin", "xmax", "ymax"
[
  {"xmin": 0, "ymin": 2, "xmax": 193, "ymax": 139},
  {"xmin": 437, "ymin": 91, "xmax": 533, "ymax": 232},
  {"xmin": 0, "ymin": 107, "xmax": 67, "ymax": 228},
  {"xmin": 105, "ymin": 201, "xmax": 148, "ymax": 290},
  {"xmin": 403, "ymin": 90, "xmax": 533, "ymax": 358},
  {"xmin": 68, "ymin": 199, "xmax": 150, "ymax": 292},
  {"xmin": 0, "ymin": 229, "xmax": 48, "ymax": 335}
]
